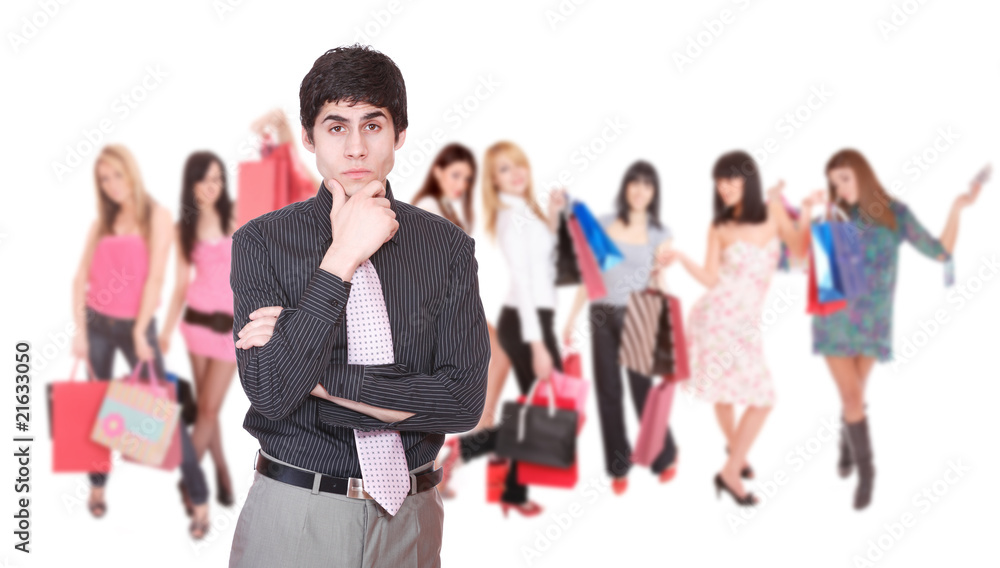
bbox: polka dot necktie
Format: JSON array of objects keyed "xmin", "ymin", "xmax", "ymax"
[{"xmin": 346, "ymin": 259, "xmax": 410, "ymax": 516}]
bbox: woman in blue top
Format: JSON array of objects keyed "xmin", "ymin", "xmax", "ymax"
[
  {"xmin": 810, "ymin": 149, "xmax": 982, "ymax": 510},
  {"xmin": 562, "ymin": 160, "xmax": 676, "ymax": 496}
]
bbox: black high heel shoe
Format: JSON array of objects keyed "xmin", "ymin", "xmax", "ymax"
[{"xmin": 714, "ymin": 474, "xmax": 758, "ymax": 506}]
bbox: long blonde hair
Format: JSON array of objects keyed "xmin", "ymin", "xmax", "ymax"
[
  {"xmin": 481, "ymin": 141, "xmax": 546, "ymax": 238},
  {"xmin": 93, "ymin": 144, "xmax": 153, "ymax": 242}
]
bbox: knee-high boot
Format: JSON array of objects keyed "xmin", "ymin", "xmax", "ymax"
[
  {"xmin": 837, "ymin": 418, "xmax": 853, "ymax": 478},
  {"xmin": 845, "ymin": 416, "xmax": 875, "ymax": 510}
]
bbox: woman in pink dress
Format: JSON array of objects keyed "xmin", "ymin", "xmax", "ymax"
[
  {"xmin": 160, "ymin": 151, "xmax": 238, "ymax": 508},
  {"xmin": 666, "ymin": 151, "xmax": 808, "ymax": 506},
  {"xmin": 71, "ymin": 144, "xmax": 210, "ymax": 538}
]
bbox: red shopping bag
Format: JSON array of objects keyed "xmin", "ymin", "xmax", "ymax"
[
  {"xmin": 121, "ymin": 362, "xmax": 182, "ymax": 471},
  {"xmin": 235, "ymin": 141, "xmax": 315, "ymax": 228},
  {"xmin": 236, "ymin": 157, "xmax": 279, "ymax": 228},
  {"xmin": 279, "ymin": 143, "xmax": 318, "ymax": 203},
  {"xmin": 51, "ymin": 360, "xmax": 112, "ymax": 473},
  {"xmin": 663, "ymin": 295, "xmax": 690, "ymax": 382},
  {"xmin": 631, "ymin": 380, "xmax": 676, "ymax": 467},
  {"xmin": 562, "ymin": 349, "xmax": 582, "ymax": 378},
  {"xmin": 515, "ymin": 379, "xmax": 584, "ymax": 489},
  {"xmin": 567, "ymin": 215, "xmax": 607, "ymax": 301},
  {"xmin": 518, "ymin": 455, "xmax": 578, "ymax": 488},
  {"xmin": 551, "ymin": 368, "xmax": 588, "ymax": 417},
  {"xmin": 486, "ymin": 458, "xmax": 509, "ymax": 503}
]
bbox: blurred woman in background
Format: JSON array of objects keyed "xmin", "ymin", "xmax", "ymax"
[
  {"xmin": 811, "ymin": 149, "xmax": 981, "ymax": 510},
  {"xmin": 71, "ymin": 144, "xmax": 211, "ymax": 539},
  {"xmin": 665, "ymin": 151, "xmax": 805, "ymax": 506},
  {"xmin": 561, "ymin": 160, "xmax": 678, "ymax": 496},
  {"xmin": 447, "ymin": 141, "xmax": 564, "ymax": 517},
  {"xmin": 159, "ymin": 151, "xmax": 238, "ymax": 510},
  {"xmin": 410, "ymin": 143, "xmax": 513, "ymax": 499}
]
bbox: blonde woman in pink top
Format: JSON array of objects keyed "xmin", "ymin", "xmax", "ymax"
[
  {"xmin": 160, "ymin": 151, "xmax": 238, "ymax": 510},
  {"xmin": 71, "ymin": 144, "xmax": 210, "ymax": 539}
]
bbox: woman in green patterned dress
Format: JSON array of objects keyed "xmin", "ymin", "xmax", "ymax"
[{"xmin": 811, "ymin": 149, "xmax": 982, "ymax": 510}]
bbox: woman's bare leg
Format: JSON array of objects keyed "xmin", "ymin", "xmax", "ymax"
[
  {"xmin": 826, "ymin": 355, "xmax": 876, "ymax": 508},
  {"xmin": 715, "ymin": 403, "xmax": 751, "ymax": 471},
  {"xmin": 721, "ymin": 405, "xmax": 772, "ymax": 497},
  {"xmin": 825, "ymin": 356, "xmax": 865, "ymax": 421},
  {"xmin": 190, "ymin": 358, "xmax": 237, "ymax": 461},
  {"xmin": 475, "ymin": 322, "xmax": 510, "ymax": 431},
  {"xmin": 855, "ymin": 356, "xmax": 877, "ymax": 396}
]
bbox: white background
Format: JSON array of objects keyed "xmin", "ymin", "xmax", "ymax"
[{"xmin": 3, "ymin": 0, "xmax": 999, "ymax": 566}]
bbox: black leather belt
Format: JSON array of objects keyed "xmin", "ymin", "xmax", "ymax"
[
  {"xmin": 255, "ymin": 452, "xmax": 442, "ymax": 499},
  {"xmin": 183, "ymin": 307, "xmax": 234, "ymax": 334}
]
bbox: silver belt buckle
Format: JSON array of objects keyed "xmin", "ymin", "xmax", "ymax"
[
  {"xmin": 346, "ymin": 477, "xmax": 371, "ymax": 499},
  {"xmin": 409, "ymin": 472, "xmax": 418, "ymax": 495}
]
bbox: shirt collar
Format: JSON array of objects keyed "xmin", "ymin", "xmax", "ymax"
[
  {"xmin": 312, "ymin": 179, "xmax": 402, "ymax": 246},
  {"xmin": 498, "ymin": 191, "xmax": 527, "ymax": 207}
]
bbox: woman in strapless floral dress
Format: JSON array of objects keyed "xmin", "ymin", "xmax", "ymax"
[{"xmin": 666, "ymin": 151, "xmax": 808, "ymax": 506}]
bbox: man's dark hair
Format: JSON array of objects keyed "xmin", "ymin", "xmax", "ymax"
[{"xmin": 299, "ymin": 44, "xmax": 408, "ymax": 144}]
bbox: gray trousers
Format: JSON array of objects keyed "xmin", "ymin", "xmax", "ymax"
[{"xmin": 229, "ymin": 450, "xmax": 444, "ymax": 568}]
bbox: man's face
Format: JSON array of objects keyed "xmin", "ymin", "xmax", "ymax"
[{"xmin": 302, "ymin": 99, "xmax": 406, "ymax": 196}]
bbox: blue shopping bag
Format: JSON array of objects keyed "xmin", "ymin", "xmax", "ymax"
[
  {"xmin": 829, "ymin": 221, "xmax": 868, "ymax": 299},
  {"xmin": 571, "ymin": 201, "xmax": 623, "ymax": 271},
  {"xmin": 810, "ymin": 222, "xmax": 845, "ymax": 303}
]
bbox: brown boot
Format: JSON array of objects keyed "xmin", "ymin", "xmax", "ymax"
[
  {"xmin": 837, "ymin": 418, "xmax": 853, "ymax": 478},
  {"xmin": 845, "ymin": 417, "xmax": 875, "ymax": 510}
]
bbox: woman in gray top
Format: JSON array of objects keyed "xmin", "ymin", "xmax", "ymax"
[{"xmin": 561, "ymin": 160, "xmax": 676, "ymax": 496}]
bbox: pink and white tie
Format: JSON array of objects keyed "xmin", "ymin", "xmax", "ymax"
[{"xmin": 346, "ymin": 259, "xmax": 411, "ymax": 516}]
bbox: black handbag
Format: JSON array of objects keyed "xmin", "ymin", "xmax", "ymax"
[
  {"xmin": 554, "ymin": 211, "xmax": 582, "ymax": 286},
  {"xmin": 495, "ymin": 379, "xmax": 577, "ymax": 468}
]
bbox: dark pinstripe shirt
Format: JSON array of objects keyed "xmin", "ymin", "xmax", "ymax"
[{"xmin": 230, "ymin": 180, "xmax": 489, "ymax": 478}]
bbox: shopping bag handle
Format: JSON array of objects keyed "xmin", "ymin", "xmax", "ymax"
[
  {"xmin": 69, "ymin": 357, "xmax": 101, "ymax": 382},
  {"xmin": 517, "ymin": 374, "xmax": 558, "ymax": 442},
  {"xmin": 812, "ymin": 202, "xmax": 849, "ymax": 223},
  {"xmin": 126, "ymin": 359, "xmax": 168, "ymax": 396}
]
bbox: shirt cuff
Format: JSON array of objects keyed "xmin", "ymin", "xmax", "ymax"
[
  {"xmin": 319, "ymin": 364, "xmax": 367, "ymax": 400},
  {"xmin": 315, "ymin": 399, "xmax": 398, "ymax": 432},
  {"xmin": 318, "ymin": 363, "xmax": 407, "ymax": 401},
  {"xmin": 297, "ymin": 267, "xmax": 352, "ymax": 327}
]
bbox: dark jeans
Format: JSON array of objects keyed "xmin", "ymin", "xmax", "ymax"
[
  {"xmin": 86, "ymin": 307, "xmax": 209, "ymax": 505},
  {"xmin": 458, "ymin": 307, "xmax": 563, "ymax": 504},
  {"xmin": 590, "ymin": 303, "xmax": 676, "ymax": 477}
]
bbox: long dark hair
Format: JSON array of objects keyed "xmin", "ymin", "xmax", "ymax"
[
  {"xmin": 179, "ymin": 151, "xmax": 231, "ymax": 262},
  {"xmin": 614, "ymin": 160, "xmax": 663, "ymax": 229},
  {"xmin": 411, "ymin": 143, "xmax": 476, "ymax": 232},
  {"xmin": 711, "ymin": 150, "xmax": 767, "ymax": 225}
]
